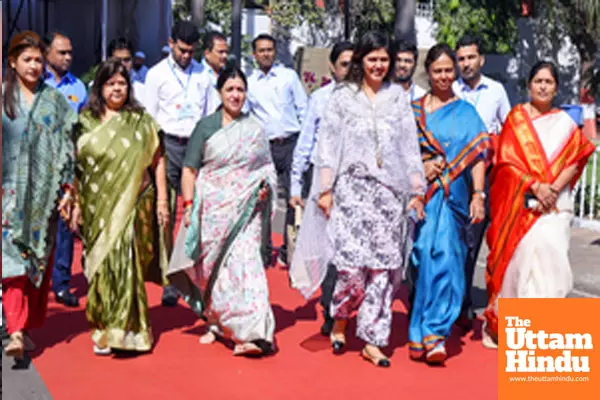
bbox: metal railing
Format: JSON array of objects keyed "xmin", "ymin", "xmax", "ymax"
[
  {"xmin": 416, "ymin": 1, "xmax": 434, "ymax": 18},
  {"xmin": 573, "ymin": 145, "xmax": 600, "ymax": 224}
]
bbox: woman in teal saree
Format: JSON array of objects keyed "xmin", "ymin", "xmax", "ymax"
[
  {"xmin": 72, "ymin": 59, "xmax": 170, "ymax": 355},
  {"xmin": 409, "ymin": 44, "xmax": 491, "ymax": 364},
  {"xmin": 168, "ymin": 66, "xmax": 276, "ymax": 357},
  {"xmin": 2, "ymin": 32, "xmax": 76, "ymax": 360}
]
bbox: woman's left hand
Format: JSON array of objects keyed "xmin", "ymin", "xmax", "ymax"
[
  {"xmin": 157, "ymin": 201, "xmax": 170, "ymax": 229},
  {"xmin": 469, "ymin": 196, "xmax": 485, "ymax": 224},
  {"xmin": 407, "ymin": 196, "xmax": 426, "ymax": 220}
]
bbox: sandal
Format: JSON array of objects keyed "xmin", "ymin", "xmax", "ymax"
[
  {"xmin": 233, "ymin": 342, "xmax": 263, "ymax": 357},
  {"xmin": 482, "ymin": 323, "xmax": 498, "ymax": 349},
  {"xmin": 5, "ymin": 332, "xmax": 25, "ymax": 360},
  {"xmin": 426, "ymin": 342, "xmax": 447, "ymax": 364},
  {"xmin": 93, "ymin": 344, "xmax": 112, "ymax": 356},
  {"xmin": 361, "ymin": 346, "xmax": 391, "ymax": 368}
]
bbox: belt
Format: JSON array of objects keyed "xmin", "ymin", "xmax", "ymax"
[
  {"xmin": 165, "ymin": 134, "xmax": 189, "ymax": 145},
  {"xmin": 270, "ymin": 132, "xmax": 299, "ymax": 144}
]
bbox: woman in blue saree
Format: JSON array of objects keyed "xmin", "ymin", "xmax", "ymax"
[{"xmin": 409, "ymin": 44, "xmax": 491, "ymax": 364}]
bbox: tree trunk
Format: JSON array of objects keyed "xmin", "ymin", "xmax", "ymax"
[
  {"xmin": 394, "ymin": 0, "xmax": 416, "ymax": 42},
  {"xmin": 190, "ymin": 0, "xmax": 205, "ymax": 28}
]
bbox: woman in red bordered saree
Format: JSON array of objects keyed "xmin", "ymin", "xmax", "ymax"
[{"xmin": 483, "ymin": 61, "xmax": 595, "ymax": 348}]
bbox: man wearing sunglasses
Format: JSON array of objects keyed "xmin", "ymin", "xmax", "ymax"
[
  {"xmin": 288, "ymin": 41, "xmax": 353, "ymax": 335},
  {"xmin": 43, "ymin": 31, "xmax": 89, "ymax": 308},
  {"xmin": 145, "ymin": 21, "xmax": 213, "ymax": 307}
]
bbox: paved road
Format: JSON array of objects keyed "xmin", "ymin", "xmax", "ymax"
[{"xmin": 2, "ymin": 210, "xmax": 598, "ymax": 399}]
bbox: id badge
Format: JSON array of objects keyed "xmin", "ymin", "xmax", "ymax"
[{"xmin": 177, "ymin": 101, "xmax": 196, "ymax": 121}]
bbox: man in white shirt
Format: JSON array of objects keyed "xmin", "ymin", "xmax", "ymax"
[
  {"xmin": 108, "ymin": 38, "xmax": 146, "ymax": 107},
  {"xmin": 393, "ymin": 39, "xmax": 426, "ymax": 101},
  {"xmin": 145, "ymin": 20, "xmax": 213, "ymax": 306},
  {"xmin": 289, "ymin": 41, "xmax": 353, "ymax": 335},
  {"xmin": 199, "ymin": 31, "xmax": 228, "ymax": 113},
  {"xmin": 246, "ymin": 33, "xmax": 308, "ymax": 267},
  {"xmin": 452, "ymin": 34, "xmax": 511, "ymax": 330}
]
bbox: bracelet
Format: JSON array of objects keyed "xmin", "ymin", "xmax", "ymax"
[
  {"xmin": 156, "ymin": 199, "xmax": 168, "ymax": 204},
  {"xmin": 549, "ymin": 186, "xmax": 560, "ymax": 195},
  {"xmin": 183, "ymin": 199, "xmax": 194, "ymax": 209}
]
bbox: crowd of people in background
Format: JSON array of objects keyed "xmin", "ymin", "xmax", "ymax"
[{"xmin": 2, "ymin": 19, "xmax": 596, "ymax": 368}]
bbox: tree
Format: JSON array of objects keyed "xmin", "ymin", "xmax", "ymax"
[
  {"xmin": 395, "ymin": 0, "xmax": 417, "ymax": 43},
  {"xmin": 433, "ymin": 0, "xmax": 522, "ymax": 53}
]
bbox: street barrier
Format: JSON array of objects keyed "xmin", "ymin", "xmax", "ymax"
[{"xmin": 573, "ymin": 145, "xmax": 600, "ymax": 229}]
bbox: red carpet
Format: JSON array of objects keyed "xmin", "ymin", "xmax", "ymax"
[{"xmin": 30, "ymin": 232, "xmax": 497, "ymax": 400}]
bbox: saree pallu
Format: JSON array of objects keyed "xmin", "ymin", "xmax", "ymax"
[
  {"xmin": 2, "ymin": 84, "xmax": 75, "ymax": 334},
  {"xmin": 76, "ymin": 110, "xmax": 169, "ymax": 351},
  {"xmin": 484, "ymin": 106, "xmax": 595, "ymax": 338},
  {"xmin": 2, "ymin": 83, "xmax": 75, "ymax": 284},
  {"xmin": 168, "ymin": 115, "xmax": 277, "ymax": 344},
  {"xmin": 409, "ymin": 99, "xmax": 491, "ymax": 357}
]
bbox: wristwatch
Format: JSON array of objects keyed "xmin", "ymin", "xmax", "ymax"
[{"xmin": 473, "ymin": 190, "xmax": 486, "ymax": 200}]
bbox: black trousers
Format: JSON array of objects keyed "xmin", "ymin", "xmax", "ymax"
[
  {"xmin": 462, "ymin": 176, "xmax": 492, "ymax": 315},
  {"xmin": 163, "ymin": 134, "xmax": 189, "ymax": 195},
  {"xmin": 269, "ymin": 133, "xmax": 299, "ymax": 263}
]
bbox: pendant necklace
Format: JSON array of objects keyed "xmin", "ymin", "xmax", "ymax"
[{"xmin": 371, "ymin": 101, "xmax": 383, "ymax": 168}]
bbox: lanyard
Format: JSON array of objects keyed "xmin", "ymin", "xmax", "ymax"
[
  {"xmin": 168, "ymin": 58, "xmax": 192, "ymax": 99},
  {"xmin": 471, "ymin": 89, "xmax": 483, "ymax": 109}
]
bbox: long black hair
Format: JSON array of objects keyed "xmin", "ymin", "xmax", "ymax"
[
  {"xmin": 345, "ymin": 31, "xmax": 393, "ymax": 85},
  {"xmin": 83, "ymin": 58, "xmax": 143, "ymax": 119}
]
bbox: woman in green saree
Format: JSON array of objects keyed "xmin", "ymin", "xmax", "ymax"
[
  {"xmin": 168, "ymin": 66, "xmax": 277, "ymax": 357},
  {"xmin": 71, "ymin": 59, "xmax": 170, "ymax": 355}
]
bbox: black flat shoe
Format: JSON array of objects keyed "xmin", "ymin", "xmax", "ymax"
[
  {"xmin": 55, "ymin": 291, "xmax": 79, "ymax": 308},
  {"xmin": 361, "ymin": 348, "xmax": 391, "ymax": 368},
  {"xmin": 456, "ymin": 309, "xmax": 475, "ymax": 332},
  {"xmin": 161, "ymin": 284, "xmax": 179, "ymax": 307},
  {"xmin": 331, "ymin": 340, "xmax": 345, "ymax": 353}
]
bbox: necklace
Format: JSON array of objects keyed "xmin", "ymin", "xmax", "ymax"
[{"xmin": 370, "ymin": 101, "xmax": 384, "ymax": 168}]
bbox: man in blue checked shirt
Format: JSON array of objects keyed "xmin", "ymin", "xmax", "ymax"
[
  {"xmin": 246, "ymin": 33, "xmax": 309, "ymax": 267},
  {"xmin": 289, "ymin": 41, "xmax": 353, "ymax": 336},
  {"xmin": 43, "ymin": 31, "xmax": 88, "ymax": 308}
]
